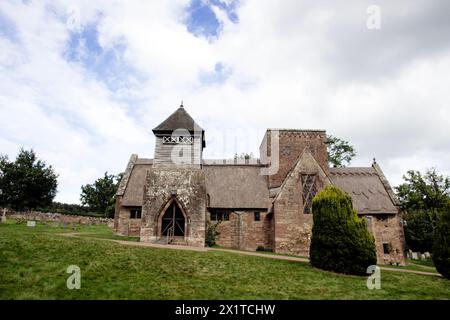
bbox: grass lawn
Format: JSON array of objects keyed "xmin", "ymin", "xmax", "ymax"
[{"xmin": 0, "ymin": 221, "xmax": 449, "ymax": 300}]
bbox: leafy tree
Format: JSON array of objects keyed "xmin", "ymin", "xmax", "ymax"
[
  {"xmin": 234, "ymin": 152, "xmax": 255, "ymax": 160},
  {"xmin": 310, "ymin": 185, "xmax": 377, "ymax": 275},
  {"xmin": 0, "ymin": 149, "xmax": 58, "ymax": 210},
  {"xmin": 80, "ymin": 172, "xmax": 122, "ymax": 218},
  {"xmin": 395, "ymin": 169, "xmax": 450, "ymax": 252},
  {"xmin": 37, "ymin": 201, "xmax": 99, "ymax": 217},
  {"xmin": 433, "ymin": 203, "xmax": 450, "ymax": 279},
  {"xmin": 403, "ymin": 209, "xmax": 437, "ymax": 252},
  {"xmin": 395, "ymin": 169, "xmax": 450, "ymax": 211},
  {"xmin": 327, "ymin": 135, "xmax": 356, "ymax": 167}
]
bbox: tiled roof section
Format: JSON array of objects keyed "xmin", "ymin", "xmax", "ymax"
[
  {"xmin": 203, "ymin": 165, "xmax": 270, "ymax": 209},
  {"xmin": 329, "ymin": 167, "xmax": 398, "ymax": 214},
  {"xmin": 152, "ymin": 106, "xmax": 203, "ymax": 133}
]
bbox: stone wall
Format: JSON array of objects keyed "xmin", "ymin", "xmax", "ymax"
[
  {"xmin": 260, "ymin": 130, "xmax": 329, "ymax": 189},
  {"xmin": 273, "ymin": 151, "xmax": 331, "ymax": 256},
  {"xmin": 113, "ymin": 198, "xmax": 142, "ymax": 237},
  {"xmin": 367, "ymin": 213, "xmax": 406, "ymax": 265},
  {"xmin": 213, "ymin": 210, "xmax": 273, "ymax": 251},
  {"xmin": 140, "ymin": 168, "xmax": 206, "ymax": 247},
  {"xmin": 2, "ymin": 209, "xmax": 113, "ymax": 227}
]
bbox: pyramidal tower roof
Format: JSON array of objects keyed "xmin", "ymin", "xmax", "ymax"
[{"xmin": 152, "ymin": 104, "xmax": 204, "ymax": 133}]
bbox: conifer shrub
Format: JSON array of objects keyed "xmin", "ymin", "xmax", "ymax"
[
  {"xmin": 205, "ymin": 221, "xmax": 220, "ymax": 247},
  {"xmin": 310, "ymin": 185, "xmax": 377, "ymax": 275},
  {"xmin": 432, "ymin": 203, "xmax": 450, "ymax": 279}
]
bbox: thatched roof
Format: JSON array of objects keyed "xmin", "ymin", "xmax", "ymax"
[
  {"xmin": 203, "ymin": 164, "xmax": 270, "ymax": 209},
  {"xmin": 121, "ymin": 162, "xmax": 152, "ymax": 206},
  {"xmin": 117, "ymin": 155, "xmax": 399, "ymax": 214},
  {"xmin": 152, "ymin": 105, "xmax": 204, "ymax": 133},
  {"xmin": 329, "ymin": 167, "xmax": 398, "ymax": 214}
]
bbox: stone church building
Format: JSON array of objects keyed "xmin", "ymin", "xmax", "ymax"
[{"xmin": 114, "ymin": 105, "xmax": 406, "ymax": 265}]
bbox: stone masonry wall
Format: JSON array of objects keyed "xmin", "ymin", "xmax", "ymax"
[
  {"xmin": 3, "ymin": 209, "xmax": 113, "ymax": 227},
  {"xmin": 213, "ymin": 211, "xmax": 273, "ymax": 251},
  {"xmin": 114, "ymin": 198, "xmax": 142, "ymax": 237},
  {"xmin": 273, "ymin": 151, "xmax": 331, "ymax": 256},
  {"xmin": 368, "ymin": 213, "xmax": 406, "ymax": 265},
  {"xmin": 260, "ymin": 130, "xmax": 329, "ymax": 189},
  {"xmin": 141, "ymin": 168, "xmax": 206, "ymax": 247}
]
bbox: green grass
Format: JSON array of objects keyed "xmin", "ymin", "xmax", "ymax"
[
  {"xmin": 0, "ymin": 222, "xmax": 449, "ymax": 300},
  {"xmin": 77, "ymin": 232, "xmax": 140, "ymax": 242},
  {"xmin": 382, "ymin": 264, "xmax": 439, "ymax": 274},
  {"xmin": 1, "ymin": 219, "xmax": 112, "ymax": 234},
  {"xmin": 407, "ymin": 258, "xmax": 435, "ymax": 268}
]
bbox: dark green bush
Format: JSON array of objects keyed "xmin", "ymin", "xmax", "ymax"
[
  {"xmin": 310, "ymin": 185, "xmax": 377, "ymax": 275},
  {"xmin": 205, "ymin": 221, "xmax": 220, "ymax": 247},
  {"xmin": 432, "ymin": 204, "xmax": 450, "ymax": 279}
]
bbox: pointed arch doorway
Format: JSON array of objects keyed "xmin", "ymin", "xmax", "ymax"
[{"xmin": 160, "ymin": 201, "xmax": 185, "ymax": 242}]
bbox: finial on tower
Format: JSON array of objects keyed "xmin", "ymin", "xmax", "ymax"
[
  {"xmin": 373, "ymin": 157, "xmax": 377, "ymax": 164},
  {"xmin": 180, "ymin": 100, "xmax": 184, "ymax": 108}
]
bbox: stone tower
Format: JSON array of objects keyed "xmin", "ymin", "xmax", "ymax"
[
  {"xmin": 259, "ymin": 129, "xmax": 329, "ymax": 189},
  {"xmin": 140, "ymin": 104, "xmax": 207, "ymax": 247}
]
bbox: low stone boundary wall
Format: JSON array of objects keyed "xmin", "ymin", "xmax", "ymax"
[{"xmin": 1, "ymin": 208, "xmax": 114, "ymax": 228}]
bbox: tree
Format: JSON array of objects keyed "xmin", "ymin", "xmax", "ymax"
[
  {"xmin": 327, "ymin": 135, "xmax": 356, "ymax": 167},
  {"xmin": 395, "ymin": 169, "xmax": 450, "ymax": 252},
  {"xmin": 80, "ymin": 172, "xmax": 122, "ymax": 218},
  {"xmin": 403, "ymin": 209, "xmax": 439, "ymax": 253},
  {"xmin": 403, "ymin": 209, "xmax": 437, "ymax": 253},
  {"xmin": 432, "ymin": 203, "xmax": 450, "ymax": 279},
  {"xmin": 38, "ymin": 201, "xmax": 97, "ymax": 217},
  {"xmin": 234, "ymin": 152, "xmax": 255, "ymax": 160},
  {"xmin": 310, "ymin": 185, "xmax": 377, "ymax": 275},
  {"xmin": 395, "ymin": 169, "xmax": 450, "ymax": 211},
  {"xmin": 0, "ymin": 149, "xmax": 58, "ymax": 210}
]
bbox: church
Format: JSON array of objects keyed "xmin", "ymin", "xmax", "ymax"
[{"xmin": 113, "ymin": 104, "xmax": 406, "ymax": 265}]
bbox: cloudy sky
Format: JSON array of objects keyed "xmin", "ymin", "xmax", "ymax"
[{"xmin": 1, "ymin": 0, "xmax": 449, "ymax": 204}]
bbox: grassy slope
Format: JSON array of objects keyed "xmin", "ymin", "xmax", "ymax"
[{"xmin": 0, "ymin": 222, "xmax": 449, "ymax": 300}]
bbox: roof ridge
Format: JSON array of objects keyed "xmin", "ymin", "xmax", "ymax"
[{"xmin": 153, "ymin": 105, "xmax": 204, "ymax": 133}]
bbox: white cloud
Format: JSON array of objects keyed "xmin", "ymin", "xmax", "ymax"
[{"xmin": 0, "ymin": 0, "xmax": 450, "ymax": 202}]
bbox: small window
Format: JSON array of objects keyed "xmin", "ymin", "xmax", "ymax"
[
  {"xmin": 383, "ymin": 243, "xmax": 391, "ymax": 254},
  {"xmin": 365, "ymin": 216, "xmax": 373, "ymax": 233},
  {"xmin": 254, "ymin": 212, "xmax": 261, "ymax": 221},
  {"xmin": 301, "ymin": 174, "xmax": 317, "ymax": 214},
  {"xmin": 210, "ymin": 211, "xmax": 229, "ymax": 221},
  {"xmin": 130, "ymin": 208, "xmax": 142, "ymax": 219}
]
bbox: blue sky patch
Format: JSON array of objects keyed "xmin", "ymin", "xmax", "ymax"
[
  {"xmin": 0, "ymin": 10, "xmax": 19, "ymax": 43},
  {"xmin": 199, "ymin": 62, "xmax": 232, "ymax": 85},
  {"xmin": 185, "ymin": 0, "xmax": 239, "ymax": 38},
  {"xmin": 64, "ymin": 22, "xmax": 144, "ymax": 92}
]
